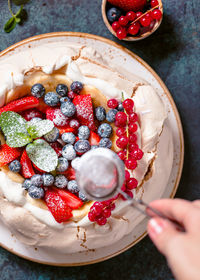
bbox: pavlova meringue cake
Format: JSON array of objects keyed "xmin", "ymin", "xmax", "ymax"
[{"xmin": 0, "ymin": 41, "xmax": 173, "ymax": 253}]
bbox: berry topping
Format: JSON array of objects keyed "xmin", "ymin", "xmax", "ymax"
[
  {"xmin": 9, "ymin": 160, "xmax": 21, "ymax": 173},
  {"xmin": 117, "ymin": 102, "xmax": 124, "ymax": 111},
  {"xmin": 30, "ymin": 174, "xmax": 43, "ymax": 187},
  {"xmin": 62, "ymin": 144, "xmax": 76, "ymax": 160},
  {"xmin": 118, "ymin": 15, "xmax": 129, "ymax": 26},
  {"xmin": 56, "ymin": 157, "xmax": 69, "ymax": 172},
  {"xmin": 78, "ymin": 125, "xmax": 90, "ymax": 140},
  {"xmin": 128, "ymin": 123, "xmax": 138, "ymax": 133},
  {"xmin": 69, "ymin": 119, "xmax": 80, "ymax": 130},
  {"xmin": 44, "ymin": 189, "xmax": 72, "ymax": 223},
  {"xmin": 22, "ymin": 179, "xmax": 32, "ymax": 190},
  {"xmin": 74, "ymin": 140, "xmax": 91, "ymax": 154},
  {"xmin": 125, "ymin": 170, "xmax": 130, "ymax": 181},
  {"xmin": 42, "ymin": 173, "xmax": 54, "ymax": 187},
  {"xmin": 73, "ymin": 95, "xmax": 95, "ymax": 131},
  {"xmin": 126, "ymin": 11, "xmax": 136, "ymax": 21},
  {"xmin": 70, "ymin": 81, "xmax": 83, "ymax": 94},
  {"xmin": 106, "ymin": 109, "xmax": 118, "ymax": 123},
  {"xmin": 122, "ymin": 99, "xmax": 134, "ymax": 112},
  {"xmin": 68, "ymin": 90, "xmax": 77, "ymax": 100},
  {"xmin": 67, "ymin": 180, "xmax": 79, "ymax": 194},
  {"xmin": 97, "ymin": 123, "xmax": 112, "ymax": 138},
  {"xmin": 44, "ymin": 127, "xmax": 60, "ymax": 143},
  {"xmin": 140, "ymin": 15, "xmax": 152, "ymax": 27},
  {"xmin": 21, "ymin": 108, "xmax": 44, "ymax": 121},
  {"xmin": 95, "ymin": 106, "xmax": 106, "ymax": 121},
  {"xmin": 130, "ymin": 148, "xmax": 144, "ymax": 160},
  {"xmin": 115, "ymin": 111, "xmax": 127, "ymax": 126},
  {"xmin": 50, "ymin": 142, "xmax": 62, "ymax": 156},
  {"xmin": 129, "ymin": 134, "xmax": 137, "ymax": 143},
  {"xmin": 78, "ymin": 191, "xmax": 88, "ymax": 202},
  {"xmin": 28, "ymin": 185, "xmax": 44, "ymax": 199},
  {"xmin": 128, "ymin": 22, "xmax": 140, "ymax": 35},
  {"xmin": 151, "ymin": 9, "xmax": 162, "ymax": 20},
  {"xmin": 96, "ymin": 216, "xmax": 107, "ymax": 226},
  {"xmin": 117, "ymin": 27, "xmax": 128, "ymax": 39},
  {"xmin": 57, "ymin": 189, "xmax": 83, "ymax": 209},
  {"xmin": 116, "ymin": 135, "xmax": 129, "ymax": 149},
  {"xmin": 89, "ymin": 131, "xmax": 100, "ymax": 146},
  {"xmin": 99, "ymin": 138, "xmax": 112, "ymax": 149},
  {"xmin": 44, "ymin": 92, "xmax": 60, "ymax": 107},
  {"xmin": 61, "ymin": 132, "xmax": 76, "ymax": 145},
  {"xmin": 117, "ymin": 150, "xmax": 126, "ymax": 160},
  {"xmin": 31, "ymin": 83, "xmax": 45, "ymax": 98},
  {"xmin": 107, "ymin": 7, "xmax": 121, "ymax": 23},
  {"xmin": 46, "ymin": 107, "xmax": 69, "ymax": 127},
  {"xmin": 136, "ymin": 11, "xmax": 143, "ymax": 18},
  {"xmin": 60, "ymin": 101, "xmax": 76, "ymax": 117},
  {"xmin": 116, "ymin": 127, "xmax": 126, "ymax": 137},
  {"xmin": 107, "ymin": 98, "xmax": 118, "ymax": 109},
  {"xmin": 60, "ymin": 96, "xmax": 71, "ymax": 103},
  {"xmin": 54, "ymin": 174, "xmax": 68, "ymax": 189},
  {"xmin": 20, "ymin": 150, "xmax": 35, "ymax": 178},
  {"xmin": 126, "ymin": 178, "xmax": 138, "ymax": 189},
  {"xmin": 56, "ymin": 84, "xmax": 68, "ymax": 97},
  {"xmin": 129, "ymin": 143, "xmax": 139, "ymax": 151},
  {"xmin": 125, "ymin": 158, "xmax": 137, "ymax": 170},
  {"xmin": 151, "ymin": 0, "xmax": 158, "ymax": 7},
  {"xmin": 129, "ymin": 112, "xmax": 138, "ymax": 123},
  {"xmin": 112, "ymin": 21, "xmax": 121, "ymax": 32}
]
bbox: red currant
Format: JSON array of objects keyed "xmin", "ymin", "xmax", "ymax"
[
  {"xmin": 88, "ymin": 211, "xmax": 96, "ymax": 222},
  {"xmin": 131, "ymin": 148, "xmax": 144, "ymax": 160},
  {"xmin": 116, "ymin": 28, "xmax": 127, "ymax": 40},
  {"xmin": 118, "ymin": 16, "xmax": 129, "ymax": 27},
  {"xmin": 129, "ymin": 112, "xmax": 138, "ymax": 123},
  {"xmin": 136, "ymin": 11, "xmax": 143, "ymax": 18},
  {"xmin": 129, "ymin": 134, "xmax": 137, "ymax": 143},
  {"xmin": 151, "ymin": 0, "xmax": 159, "ymax": 8},
  {"xmin": 125, "ymin": 190, "xmax": 133, "ymax": 199},
  {"xmin": 96, "ymin": 216, "xmax": 107, "ymax": 226},
  {"xmin": 116, "ymin": 127, "xmax": 126, "ymax": 137},
  {"xmin": 112, "ymin": 21, "xmax": 121, "ymax": 32},
  {"xmin": 68, "ymin": 90, "xmax": 77, "ymax": 99},
  {"xmin": 69, "ymin": 119, "xmax": 80, "ymax": 130},
  {"xmin": 126, "ymin": 11, "xmax": 136, "ymax": 21},
  {"xmin": 125, "ymin": 170, "xmax": 130, "ymax": 181},
  {"xmin": 109, "ymin": 202, "xmax": 116, "ymax": 211},
  {"xmin": 128, "ymin": 22, "xmax": 140, "ymax": 35},
  {"xmin": 107, "ymin": 98, "xmax": 118, "ymax": 109},
  {"xmin": 123, "ymin": 98, "xmax": 134, "ymax": 112},
  {"xmin": 116, "ymin": 136, "xmax": 129, "ymax": 149},
  {"xmin": 140, "ymin": 15, "xmax": 152, "ymax": 27},
  {"xmin": 115, "ymin": 111, "xmax": 127, "ymax": 126},
  {"xmin": 127, "ymin": 178, "xmax": 138, "ymax": 190},
  {"xmin": 103, "ymin": 208, "xmax": 111, "ymax": 218},
  {"xmin": 125, "ymin": 159, "xmax": 137, "ymax": 170},
  {"xmin": 91, "ymin": 202, "xmax": 103, "ymax": 216},
  {"xmin": 151, "ymin": 9, "xmax": 162, "ymax": 20},
  {"xmin": 129, "ymin": 123, "xmax": 138, "ymax": 133},
  {"xmin": 129, "ymin": 143, "xmax": 139, "ymax": 152},
  {"xmin": 117, "ymin": 150, "xmax": 126, "ymax": 160}
]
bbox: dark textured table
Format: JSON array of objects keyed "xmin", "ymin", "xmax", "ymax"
[{"xmin": 0, "ymin": 0, "xmax": 199, "ymax": 279}]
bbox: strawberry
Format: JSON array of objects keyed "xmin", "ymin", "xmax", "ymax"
[
  {"xmin": 56, "ymin": 126, "xmax": 75, "ymax": 135},
  {"xmin": 49, "ymin": 142, "xmax": 62, "ymax": 157},
  {"xmin": 21, "ymin": 108, "xmax": 44, "ymax": 121},
  {"xmin": 89, "ymin": 131, "xmax": 100, "ymax": 146},
  {"xmin": 20, "ymin": 150, "xmax": 35, "ymax": 178},
  {"xmin": 56, "ymin": 189, "xmax": 83, "ymax": 209},
  {"xmin": 73, "ymin": 95, "xmax": 96, "ymax": 131},
  {"xmin": 38, "ymin": 100, "xmax": 49, "ymax": 113},
  {"xmin": 44, "ymin": 189, "xmax": 73, "ymax": 223},
  {"xmin": 0, "ymin": 96, "xmax": 39, "ymax": 116},
  {"xmin": 60, "ymin": 167, "xmax": 76, "ymax": 180},
  {"xmin": 0, "ymin": 144, "xmax": 21, "ymax": 167},
  {"xmin": 107, "ymin": 0, "xmax": 147, "ymax": 12},
  {"xmin": 46, "ymin": 107, "xmax": 69, "ymax": 127},
  {"xmin": 32, "ymin": 162, "xmax": 45, "ymax": 174}
]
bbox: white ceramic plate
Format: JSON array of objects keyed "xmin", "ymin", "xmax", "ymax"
[{"xmin": 0, "ymin": 32, "xmax": 184, "ymax": 266}]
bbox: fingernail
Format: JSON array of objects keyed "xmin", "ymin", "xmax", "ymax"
[{"xmin": 149, "ymin": 218, "xmax": 164, "ymax": 235}]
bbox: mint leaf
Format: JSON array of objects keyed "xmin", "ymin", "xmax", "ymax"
[
  {"xmin": 4, "ymin": 17, "xmax": 16, "ymax": 33},
  {"xmin": 6, "ymin": 132, "xmax": 32, "ymax": 148},
  {"xmin": 26, "ymin": 120, "xmax": 54, "ymax": 139},
  {"xmin": 13, "ymin": 0, "xmax": 29, "ymax": 5},
  {"xmin": 26, "ymin": 139, "xmax": 58, "ymax": 172}
]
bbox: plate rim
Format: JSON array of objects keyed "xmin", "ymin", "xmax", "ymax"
[{"xmin": 0, "ymin": 31, "xmax": 184, "ymax": 266}]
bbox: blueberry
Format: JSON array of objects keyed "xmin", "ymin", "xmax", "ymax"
[
  {"xmin": 61, "ymin": 132, "xmax": 76, "ymax": 144},
  {"xmin": 95, "ymin": 106, "xmax": 106, "ymax": 121},
  {"xmin": 44, "ymin": 127, "xmax": 59, "ymax": 143},
  {"xmin": 78, "ymin": 125, "xmax": 90, "ymax": 140},
  {"xmin": 107, "ymin": 7, "xmax": 121, "ymax": 23},
  {"xmin": 44, "ymin": 92, "xmax": 60, "ymax": 107},
  {"xmin": 30, "ymin": 174, "xmax": 43, "ymax": 187},
  {"xmin": 56, "ymin": 84, "xmax": 68, "ymax": 97},
  {"xmin": 99, "ymin": 138, "xmax": 112, "ymax": 149},
  {"xmin": 97, "ymin": 123, "xmax": 112, "ymax": 138},
  {"xmin": 67, "ymin": 180, "xmax": 79, "ymax": 193},
  {"xmin": 74, "ymin": 140, "xmax": 90, "ymax": 154},
  {"xmin": 117, "ymin": 102, "xmax": 124, "ymax": 111},
  {"xmin": 42, "ymin": 174, "xmax": 54, "ymax": 187},
  {"xmin": 22, "ymin": 179, "xmax": 32, "ymax": 190},
  {"xmin": 62, "ymin": 144, "xmax": 76, "ymax": 160},
  {"xmin": 57, "ymin": 157, "xmax": 69, "ymax": 172},
  {"xmin": 78, "ymin": 192, "xmax": 88, "ymax": 202},
  {"xmin": 71, "ymin": 157, "xmax": 81, "ymax": 170},
  {"xmin": 60, "ymin": 101, "xmax": 76, "ymax": 117},
  {"xmin": 60, "ymin": 96, "xmax": 71, "ymax": 103},
  {"xmin": 9, "ymin": 160, "xmax": 21, "ymax": 173},
  {"xmin": 54, "ymin": 175, "xmax": 68, "ymax": 188},
  {"xmin": 70, "ymin": 81, "xmax": 83, "ymax": 94},
  {"xmin": 31, "ymin": 83, "xmax": 45, "ymax": 98},
  {"xmin": 28, "ymin": 185, "xmax": 44, "ymax": 199},
  {"xmin": 91, "ymin": 145, "xmax": 99, "ymax": 150},
  {"xmin": 106, "ymin": 109, "xmax": 118, "ymax": 123}
]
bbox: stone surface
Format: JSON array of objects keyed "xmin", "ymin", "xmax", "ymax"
[{"xmin": 0, "ymin": 0, "xmax": 199, "ymax": 279}]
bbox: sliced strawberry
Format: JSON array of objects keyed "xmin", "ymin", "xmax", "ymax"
[
  {"xmin": 44, "ymin": 189, "xmax": 73, "ymax": 223},
  {"xmin": 21, "ymin": 108, "xmax": 44, "ymax": 121},
  {"xmin": 38, "ymin": 100, "xmax": 49, "ymax": 113},
  {"xmin": 73, "ymin": 95, "xmax": 96, "ymax": 131},
  {"xmin": 49, "ymin": 142, "xmax": 63, "ymax": 157},
  {"xmin": 57, "ymin": 126, "xmax": 75, "ymax": 135},
  {"xmin": 89, "ymin": 131, "xmax": 100, "ymax": 146},
  {"xmin": 32, "ymin": 162, "xmax": 45, "ymax": 174},
  {"xmin": 0, "ymin": 144, "xmax": 21, "ymax": 167},
  {"xmin": 20, "ymin": 150, "xmax": 35, "ymax": 178},
  {"xmin": 56, "ymin": 189, "xmax": 83, "ymax": 210},
  {"xmin": 46, "ymin": 107, "xmax": 69, "ymax": 127},
  {"xmin": 60, "ymin": 167, "xmax": 76, "ymax": 180},
  {"xmin": 0, "ymin": 96, "xmax": 39, "ymax": 116}
]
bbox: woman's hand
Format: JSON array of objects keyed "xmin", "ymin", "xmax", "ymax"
[{"xmin": 147, "ymin": 199, "xmax": 200, "ymax": 280}]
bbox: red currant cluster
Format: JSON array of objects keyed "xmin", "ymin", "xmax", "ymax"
[
  {"xmin": 111, "ymin": 0, "xmax": 162, "ymax": 40},
  {"xmin": 88, "ymin": 200, "xmax": 116, "ymax": 225}
]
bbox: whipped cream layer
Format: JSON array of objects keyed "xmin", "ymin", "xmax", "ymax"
[{"xmin": 0, "ymin": 42, "xmax": 173, "ymax": 253}]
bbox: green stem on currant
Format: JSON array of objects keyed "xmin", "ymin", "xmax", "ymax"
[{"xmin": 8, "ymin": 0, "xmax": 15, "ymax": 17}]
